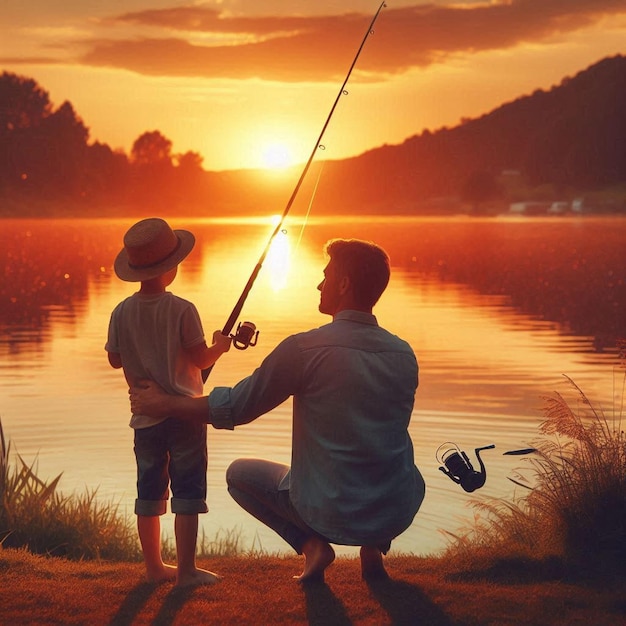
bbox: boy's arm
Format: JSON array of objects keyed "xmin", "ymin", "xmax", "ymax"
[
  {"xmin": 108, "ymin": 351, "xmax": 123, "ymax": 369},
  {"xmin": 186, "ymin": 330, "xmax": 231, "ymax": 370}
]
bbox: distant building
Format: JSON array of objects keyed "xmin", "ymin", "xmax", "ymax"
[
  {"xmin": 509, "ymin": 199, "xmax": 586, "ymax": 216},
  {"xmin": 547, "ymin": 201, "xmax": 570, "ymax": 215},
  {"xmin": 509, "ymin": 201, "xmax": 551, "ymax": 215}
]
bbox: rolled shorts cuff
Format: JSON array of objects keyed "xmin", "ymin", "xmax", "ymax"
[
  {"xmin": 135, "ymin": 498, "xmax": 167, "ymax": 516},
  {"xmin": 171, "ymin": 497, "xmax": 208, "ymax": 515}
]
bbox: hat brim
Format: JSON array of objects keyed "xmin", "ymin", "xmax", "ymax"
[{"xmin": 114, "ymin": 229, "xmax": 196, "ymax": 282}]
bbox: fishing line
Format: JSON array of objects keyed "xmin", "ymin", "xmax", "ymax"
[
  {"xmin": 294, "ymin": 160, "xmax": 325, "ymax": 256},
  {"xmin": 203, "ymin": 1, "xmax": 387, "ymax": 381}
]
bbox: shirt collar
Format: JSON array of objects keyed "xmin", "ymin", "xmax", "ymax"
[{"xmin": 333, "ymin": 309, "xmax": 378, "ymax": 326}]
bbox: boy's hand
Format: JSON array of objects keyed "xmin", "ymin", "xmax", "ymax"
[{"xmin": 212, "ymin": 330, "xmax": 232, "ymax": 354}]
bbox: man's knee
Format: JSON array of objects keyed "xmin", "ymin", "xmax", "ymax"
[
  {"xmin": 225, "ymin": 458, "xmax": 249, "ymax": 487},
  {"xmin": 226, "ymin": 458, "xmax": 289, "ymax": 491}
]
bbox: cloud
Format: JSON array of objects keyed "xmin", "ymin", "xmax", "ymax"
[
  {"xmin": 366, "ymin": 0, "xmax": 626, "ymax": 73},
  {"xmin": 4, "ymin": 1, "xmax": 626, "ymax": 81},
  {"xmin": 77, "ymin": 9, "xmax": 369, "ymax": 82}
]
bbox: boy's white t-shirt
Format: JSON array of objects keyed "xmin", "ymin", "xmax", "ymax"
[{"xmin": 105, "ymin": 291, "xmax": 205, "ymax": 429}]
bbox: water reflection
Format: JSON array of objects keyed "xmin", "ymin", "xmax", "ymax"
[
  {"xmin": 304, "ymin": 217, "xmax": 625, "ymax": 351},
  {"xmin": 0, "ymin": 216, "xmax": 624, "ymax": 556},
  {"xmin": 1, "ymin": 220, "xmax": 116, "ymax": 348},
  {"xmin": 2, "ymin": 217, "xmax": 624, "ymax": 352}
]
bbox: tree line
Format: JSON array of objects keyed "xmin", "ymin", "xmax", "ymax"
[
  {"xmin": 1, "ymin": 55, "xmax": 625, "ymax": 217},
  {"xmin": 0, "ymin": 72, "xmax": 207, "ymax": 215}
]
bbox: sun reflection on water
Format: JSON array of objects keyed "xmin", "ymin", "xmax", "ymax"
[{"xmin": 265, "ymin": 229, "xmax": 291, "ymax": 292}]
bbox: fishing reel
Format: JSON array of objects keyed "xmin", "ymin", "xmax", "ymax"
[
  {"xmin": 231, "ymin": 321, "xmax": 259, "ymax": 350},
  {"xmin": 436, "ymin": 442, "xmax": 495, "ymax": 493}
]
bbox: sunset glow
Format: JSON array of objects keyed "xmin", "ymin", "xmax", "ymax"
[
  {"xmin": 261, "ymin": 142, "xmax": 293, "ymax": 170},
  {"xmin": 1, "ymin": 2, "xmax": 625, "ymax": 170}
]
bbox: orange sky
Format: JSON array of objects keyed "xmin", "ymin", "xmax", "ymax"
[{"xmin": 2, "ymin": 1, "xmax": 626, "ymax": 171}]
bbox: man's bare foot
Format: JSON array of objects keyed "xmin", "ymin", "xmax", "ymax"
[
  {"xmin": 146, "ymin": 563, "xmax": 177, "ymax": 584},
  {"xmin": 176, "ymin": 567, "xmax": 222, "ymax": 588},
  {"xmin": 360, "ymin": 546, "xmax": 389, "ymax": 581},
  {"xmin": 293, "ymin": 537, "xmax": 335, "ymax": 584}
]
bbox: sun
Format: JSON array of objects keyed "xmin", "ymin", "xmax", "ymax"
[{"xmin": 260, "ymin": 141, "xmax": 293, "ymax": 170}]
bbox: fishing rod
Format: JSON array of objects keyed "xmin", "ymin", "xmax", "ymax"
[{"xmin": 203, "ymin": 1, "xmax": 387, "ymax": 381}]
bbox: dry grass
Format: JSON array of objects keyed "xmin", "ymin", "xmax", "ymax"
[{"xmin": 1, "ymin": 547, "xmax": 625, "ymax": 626}]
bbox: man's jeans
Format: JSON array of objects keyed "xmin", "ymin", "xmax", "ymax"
[{"xmin": 226, "ymin": 458, "xmax": 328, "ymax": 554}]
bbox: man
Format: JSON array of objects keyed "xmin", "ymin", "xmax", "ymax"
[{"xmin": 130, "ymin": 238, "xmax": 425, "ymax": 583}]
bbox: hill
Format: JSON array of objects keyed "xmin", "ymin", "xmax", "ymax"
[{"xmin": 302, "ymin": 54, "xmax": 626, "ymax": 215}]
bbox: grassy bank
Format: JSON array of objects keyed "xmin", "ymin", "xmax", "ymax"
[{"xmin": 2, "ymin": 547, "xmax": 625, "ymax": 626}]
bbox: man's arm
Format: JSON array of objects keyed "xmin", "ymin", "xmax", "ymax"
[
  {"xmin": 130, "ymin": 334, "xmax": 300, "ymax": 427},
  {"xmin": 130, "ymin": 381, "xmax": 210, "ymax": 421},
  {"xmin": 206, "ymin": 335, "xmax": 299, "ymax": 428}
]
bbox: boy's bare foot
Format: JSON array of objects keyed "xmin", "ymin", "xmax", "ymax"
[
  {"xmin": 146, "ymin": 563, "xmax": 177, "ymax": 584},
  {"xmin": 176, "ymin": 567, "xmax": 222, "ymax": 588},
  {"xmin": 293, "ymin": 537, "xmax": 335, "ymax": 584},
  {"xmin": 360, "ymin": 546, "xmax": 389, "ymax": 581}
]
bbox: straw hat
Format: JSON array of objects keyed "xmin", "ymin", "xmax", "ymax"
[{"xmin": 114, "ymin": 218, "xmax": 195, "ymax": 282}]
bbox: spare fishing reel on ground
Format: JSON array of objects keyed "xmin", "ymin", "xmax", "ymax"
[
  {"xmin": 231, "ymin": 321, "xmax": 259, "ymax": 350},
  {"xmin": 436, "ymin": 442, "xmax": 495, "ymax": 492}
]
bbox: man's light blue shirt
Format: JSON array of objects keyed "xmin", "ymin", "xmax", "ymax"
[{"xmin": 208, "ymin": 310, "xmax": 425, "ymax": 545}]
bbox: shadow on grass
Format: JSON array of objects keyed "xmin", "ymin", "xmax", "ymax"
[
  {"xmin": 366, "ymin": 578, "xmax": 457, "ymax": 626},
  {"xmin": 152, "ymin": 586, "xmax": 195, "ymax": 626},
  {"xmin": 109, "ymin": 582, "xmax": 155, "ymax": 625},
  {"xmin": 446, "ymin": 556, "xmax": 567, "ymax": 586},
  {"xmin": 302, "ymin": 582, "xmax": 352, "ymax": 626},
  {"xmin": 108, "ymin": 582, "xmax": 194, "ymax": 626},
  {"xmin": 447, "ymin": 555, "xmax": 626, "ymax": 588}
]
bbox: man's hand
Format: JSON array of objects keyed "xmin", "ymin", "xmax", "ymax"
[
  {"xmin": 129, "ymin": 380, "xmax": 170, "ymax": 418},
  {"xmin": 130, "ymin": 380, "xmax": 211, "ymax": 422}
]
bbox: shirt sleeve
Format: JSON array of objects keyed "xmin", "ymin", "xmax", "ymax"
[
  {"xmin": 180, "ymin": 301, "xmax": 205, "ymax": 349},
  {"xmin": 104, "ymin": 303, "xmax": 121, "ymax": 353},
  {"xmin": 208, "ymin": 334, "xmax": 301, "ymax": 430}
]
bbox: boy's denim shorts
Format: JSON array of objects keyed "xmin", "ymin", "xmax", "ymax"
[{"xmin": 133, "ymin": 417, "xmax": 208, "ymax": 516}]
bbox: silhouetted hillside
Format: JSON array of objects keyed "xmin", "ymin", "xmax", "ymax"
[{"xmin": 302, "ymin": 54, "xmax": 626, "ymax": 215}]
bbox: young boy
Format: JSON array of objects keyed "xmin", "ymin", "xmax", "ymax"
[{"xmin": 105, "ymin": 217, "xmax": 231, "ymax": 587}]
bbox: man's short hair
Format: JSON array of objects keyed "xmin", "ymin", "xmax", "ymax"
[{"xmin": 324, "ymin": 239, "xmax": 390, "ymax": 309}]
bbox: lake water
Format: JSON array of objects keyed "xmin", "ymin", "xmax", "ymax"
[{"xmin": 1, "ymin": 215, "xmax": 624, "ymax": 557}]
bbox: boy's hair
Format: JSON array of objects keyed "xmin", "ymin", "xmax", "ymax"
[{"xmin": 324, "ymin": 239, "xmax": 390, "ymax": 309}]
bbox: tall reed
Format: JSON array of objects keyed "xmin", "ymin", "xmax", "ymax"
[
  {"xmin": 444, "ymin": 354, "xmax": 626, "ymax": 578},
  {"xmin": 1, "ymin": 418, "xmax": 247, "ymax": 561},
  {"xmin": 0, "ymin": 417, "xmax": 140, "ymax": 560}
]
